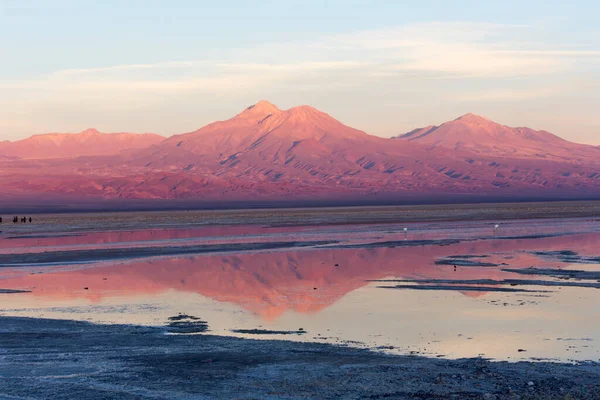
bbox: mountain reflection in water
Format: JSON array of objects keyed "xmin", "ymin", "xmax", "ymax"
[{"xmin": 3, "ymin": 230, "xmax": 600, "ymax": 320}]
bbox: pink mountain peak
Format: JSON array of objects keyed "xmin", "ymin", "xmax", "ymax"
[
  {"xmin": 454, "ymin": 113, "xmax": 493, "ymax": 125},
  {"xmin": 236, "ymin": 101, "xmax": 330, "ymax": 124},
  {"xmin": 80, "ymin": 128, "xmax": 101, "ymax": 135},
  {"xmin": 283, "ymin": 104, "xmax": 328, "ymax": 121},
  {"xmin": 0, "ymin": 129, "xmax": 164, "ymax": 159},
  {"xmin": 240, "ymin": 100, "xmax": 282, "ymax": 117},
  {"xmin": 2, "ymin": 101, "xmax": 600, "ymax": 202},
  {"xmin": 31, "ymin": 128, "xmax": 102, "ymax": 139},
  {"xmin": 287, "ymin": 104, "xmax": 322, "ymax": 115},
  {"xmin": 396, "ymin": 112, "xmax": 582, "ymax": 159}
]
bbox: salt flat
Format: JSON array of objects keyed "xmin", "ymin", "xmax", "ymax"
[{"xmin": 1, "ymin": 204, "xmax": 600, "ymax": 398}]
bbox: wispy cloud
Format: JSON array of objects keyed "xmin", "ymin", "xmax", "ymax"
[
  {"xmin": 494, "ymin": 50, "xmax": 600, "ymax": 57},
  {"xmin": 453, "ymin": 85, "xmax": 571, "ymax": 102},
  {"xmin": 54, "ymin": 60, "xmax": 214, "ymax": 76},
  {"xmin": 1, "ymin": 20, "xmax": 599, "ymax": 141},
  {"xmin": 3, "ymin": 21, "xmax": 599, "ymax": 93},
  {"xmin": 313, "ymin": 22, "xmax": 600, "ymax": 77},
  {"xmin": 22, "ymin": 20, "xmax": 600, "ymax": 92}
]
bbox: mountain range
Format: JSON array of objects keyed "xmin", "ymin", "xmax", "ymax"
[
  {"xmin": 1, "ymin": 101, "xmax": 599, "ymax": 208},
  {"xmin": 0, "ymin": 129, "xmax": 164, "ymax": 159}
]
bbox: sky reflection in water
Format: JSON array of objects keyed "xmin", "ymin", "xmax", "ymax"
[{"xmin": 1, "ymin": 216, "xmax": 599, "ymax": 362}]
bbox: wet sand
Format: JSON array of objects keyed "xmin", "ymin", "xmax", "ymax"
[
  {"xmin": 503, "ymin": 267, "xmax": 600, "ymax": 280},
  {"xmin": 1, "ymin": 316, "xmax": 599, "ymax": 400},
  {"xmin": 0, "ymin": 240, "xmax": 335, "ymax": 267},
  {"xmin": 377, "ymin": 284, "xmax": 550, "ymax": 293},
  {"xmin": 371, "ymin": 278, "xmax": 600, "ymax": 289}
]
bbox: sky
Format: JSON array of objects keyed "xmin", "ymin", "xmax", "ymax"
[{"xmin": 1, "ymin": 0, "xmax": 599, "ymax": 144}]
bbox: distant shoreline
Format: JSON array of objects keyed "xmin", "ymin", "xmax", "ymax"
[
  {"xmin": 2, "ymin": 195, "xmax": 600, "ymax": 215},
  {"xmin": 1, "ymin": 200, "xmax": 599, "ymax": 237}
]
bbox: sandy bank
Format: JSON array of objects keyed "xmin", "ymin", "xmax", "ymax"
[{"xmin": 1, "ymin": 316, "xmax": 599, "ymax": 399}]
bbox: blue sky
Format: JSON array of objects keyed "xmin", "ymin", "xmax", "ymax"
[{"xmin": 1, "ymin": 0, "xmax": 599, "ymax": 143}]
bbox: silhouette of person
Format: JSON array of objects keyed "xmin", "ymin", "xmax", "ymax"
[
  {"xmin": 0, "ymin": 217, "xmax": 2, "ymax": 223},
  {"xmin": 29, "ymin": 217, "xmax": 32, "ymax": 223}
]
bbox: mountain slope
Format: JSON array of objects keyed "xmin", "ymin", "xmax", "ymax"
[
  {"xmin": 0, "ymin": 102, "xmax": 599, "ymax": 204},
  {"xmin": 123, "ymin": 101, "xmax": 482, "ymax": 198},
  {"xmin": 396, "ymin": 113, "xmax": 599, "ymax": 161},
  {"xmin": 135, "ymin": 100, "xmax": 382, "ymax": 168},
  {"xmin": 0, "ymin": 129, "xmax": 165, "ymax": 159}
]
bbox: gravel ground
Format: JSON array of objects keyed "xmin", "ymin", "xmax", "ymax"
[{"xmin": 1, "ymin": 316, "xmax": 599, "ymax": 399}]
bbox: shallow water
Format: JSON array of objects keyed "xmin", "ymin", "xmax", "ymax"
[{"xmin": 1, "ymin": 209, "xmax": 600, "ymax": 362}]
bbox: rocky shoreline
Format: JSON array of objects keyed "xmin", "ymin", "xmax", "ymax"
[{"xmin": 1, "ymin": 316, "xmax": 599, "ymax": 399}]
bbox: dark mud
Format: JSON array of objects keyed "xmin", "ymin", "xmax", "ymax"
[
  {"xmin": 371, "ymin": 278, "xmax": 600, "ymax": 289},
  {"xmin": 5, "ymin": 233, "xmax": 85, "ymax": 239},
  {"xmin": 0, "ymin": 289, "xmax": 31, "ymax": 294},
  {"xmin": 446, "ymin": 255, "xmax": 491, "ymax": 259},
  {"xmin": 503, "ymin": 267, "xmax": 600, "ymax": 280},
  {"xmin": 329, "ymin": 238, "xmax": 463, "ymax": 249},
  {"xmin": 168, "ymin": 314, "xmax": 203, "ymax": 322},
  {"xmin": 376, "ymin": 284, "xmax": 549, "ymax": 293},
  {"xmin": 435, "ymin": 257, "xmax": 499, "ymax": 267},
  {"xmin": 166, "ymin": 315, "xmax": 209, "ymax": 334},
  {"xmin": 231, "ymin": 329, "xmax": 307, "ymax": 335},
  {"xmin": 533, "ymin": 250, "xmax": 600, "ymax": 264},
  {"xmin": 493, "ymin": 233, "xmax": 567, "ymax": 240},
  {"xmin": 0, "ymin": 240, "xmax": 336, "ymax": 267},
  {"xmin": 1, "ymin": 316, "xmax": 599, "ymax": 399}
]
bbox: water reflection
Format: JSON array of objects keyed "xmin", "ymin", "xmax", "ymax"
[
  {"xmin": 1, "ymin": 220, "xmax": 600, "ymax": 361},
  {"xmin": 2, "ymin": 232, "xmax": 600, "ymax": 315}
]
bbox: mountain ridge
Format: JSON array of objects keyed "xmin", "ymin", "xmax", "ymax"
[
  {"xmin": 394, "ymin": 112, "xmax": 592, "ymax": 161},
  {"xmin": 0, "ymin": 101, "xmax": 599, "ymax": 204},
  {"xmin": 0, "ymin": 129, "xmax": 165, "ymax": 159}
]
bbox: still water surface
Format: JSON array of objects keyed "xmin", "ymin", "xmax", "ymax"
[{"xmin": 1, "ymin": 211, "xmax": 599, "ymax": 362}]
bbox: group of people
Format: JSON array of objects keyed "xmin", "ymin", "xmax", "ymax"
[{"xmin": 0, "ymin": 216, "xmax": 33, "ymax": 223}]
